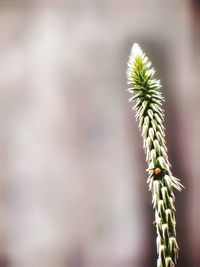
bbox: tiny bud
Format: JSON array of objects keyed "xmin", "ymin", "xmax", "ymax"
[{"xmin": 155, "ymin": 167, "xmax": 162, "ymax": 175}]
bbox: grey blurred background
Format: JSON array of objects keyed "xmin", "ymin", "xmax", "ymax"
[{"xmin": 0, "ymin": 0, "xmax": 200, "ymax": 267}]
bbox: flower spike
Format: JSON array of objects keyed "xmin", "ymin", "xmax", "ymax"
[{"xmin": 126, "ymin": 43, "xmax": 184, "ymax": 267}]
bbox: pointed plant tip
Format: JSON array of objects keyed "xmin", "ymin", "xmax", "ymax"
[{"xmin": 131, "ymin": 43, "xmax": 143, "ymax": 57}]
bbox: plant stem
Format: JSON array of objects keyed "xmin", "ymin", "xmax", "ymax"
[{"xmin": 126, "ymin": 43, "xmax": 183, "ymax": 267}]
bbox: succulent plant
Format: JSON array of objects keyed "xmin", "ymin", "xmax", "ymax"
[{"xmin": 126, "ymin": 43, "xmax": 184, "ymax": 267}]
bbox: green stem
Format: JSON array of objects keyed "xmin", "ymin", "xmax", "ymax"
[{"xmin": 126, "ymin": 43, "xmax": 183, "ymax": 267}]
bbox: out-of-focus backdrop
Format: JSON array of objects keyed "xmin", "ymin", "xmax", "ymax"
[{"xmin": 0, "ymin": 0, "xmax": 200, "ymax": 267}]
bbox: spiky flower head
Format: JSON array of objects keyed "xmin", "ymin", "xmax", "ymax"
[{"xmin": 126, "ymin": 43, "xmax": 183, "ymax": 267}]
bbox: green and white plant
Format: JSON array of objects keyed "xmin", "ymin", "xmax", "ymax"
[{"xmin": 126, "ymin": 43, "xmax": 184, "ymax": 267}]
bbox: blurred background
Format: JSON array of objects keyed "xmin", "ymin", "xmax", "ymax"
[{"xmin": 0, "ymin": 0, "xmax": 200, "ymax": 267}]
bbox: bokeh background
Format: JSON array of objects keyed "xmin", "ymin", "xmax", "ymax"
[{"xmin": 0, "ymin": 0, "xmax": 200, "ymax": 267}]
